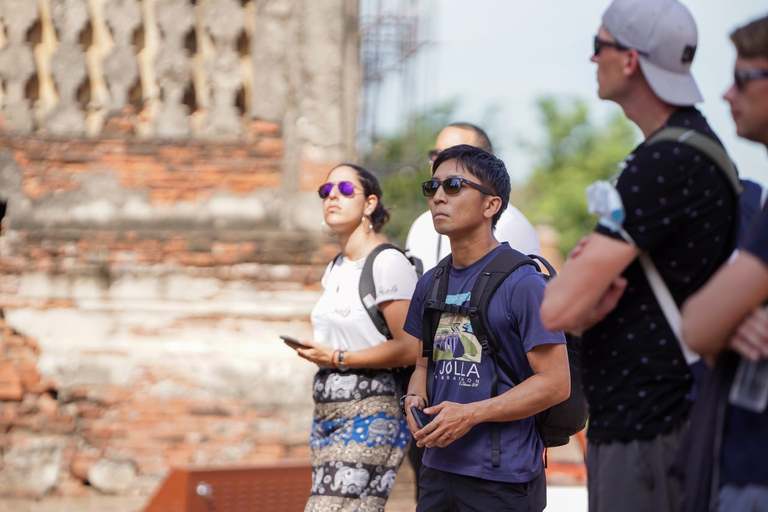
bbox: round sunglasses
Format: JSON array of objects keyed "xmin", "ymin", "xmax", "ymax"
[
  {"xmin": 421, "ymin": 177, "xmax": 494, "ymax": 198},
  {"xmin": 317, "ymin": 181, "xmax": 363, "ymax": 199}
]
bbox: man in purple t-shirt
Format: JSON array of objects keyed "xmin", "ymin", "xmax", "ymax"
[{"xmin": 401, "ymin": 144, "xmax": 569, "ymax": 512}]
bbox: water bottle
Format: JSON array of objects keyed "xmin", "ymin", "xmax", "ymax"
[{"xmin": 729, "ymin": 356, "xmax": 768, "ymax": 413}]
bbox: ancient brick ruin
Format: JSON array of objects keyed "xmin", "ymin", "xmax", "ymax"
[{"xmin": 0, "ymin": 0, "xmax": 358, "ymax": 498}]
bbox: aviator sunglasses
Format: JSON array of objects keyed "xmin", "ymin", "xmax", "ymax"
[
  {"xmin": 734, "ymin": 69, "xmax": 768, "ymax": 91},
  {"xmin": 317, "ymin": 181, "xmax": 363, "ymax": 199},
  {"xmin": 421, "ymin": 177, "xmax": 495, "ymax": 198}
]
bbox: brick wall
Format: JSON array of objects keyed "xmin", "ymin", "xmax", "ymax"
[{"xmin": 0, "ymin": 118, "xmax": 341, "ymax": 498}]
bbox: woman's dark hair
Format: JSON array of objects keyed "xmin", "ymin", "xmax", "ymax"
[
  {"xmin": 333, "ymin": 163, "xmax": 390, "ymax": 232},
  {"xmin": 431, "ymin": 145, "xmax": 510, "ymax": 227}
]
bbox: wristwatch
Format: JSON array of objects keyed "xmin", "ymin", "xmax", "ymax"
[
  {"xmin": 399, "ymin": 393, "xmax": 419, "ymax": 416},
  {"xmin": 337, "ymin": 350, "xmax": 349, "ymax": 372}
]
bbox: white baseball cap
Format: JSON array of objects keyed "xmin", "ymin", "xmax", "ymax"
[{"xmin": 602, "ymin": 0, "xmax": 703, "ymax": 106}]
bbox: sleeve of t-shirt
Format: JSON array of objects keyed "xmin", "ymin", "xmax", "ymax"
[
  {"xmin": 372, "ymin": 249, "xmax": 419, "ymax": 305},
  {"xmin": 507, "ymin": 272, "xmax": 567, "ymax": 353},
  {"xmin": 403, "ymin": 272, "xmax": 431, "ymax": 340},
  {"xmin": 595, "ymin": 141, "xmax": 718, "ymax": 251},
  {"xmin": 743, "ymin": 204, "xmax": 768, "ymax": 267}
]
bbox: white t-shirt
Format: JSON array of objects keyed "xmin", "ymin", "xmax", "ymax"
[
  {"xmin": 311, "ymin": 248, "xmax": 419, "ymax": 352},
  {"xmin": 405, "ymin": 205, "xmax": 541, "ymax": 272}
]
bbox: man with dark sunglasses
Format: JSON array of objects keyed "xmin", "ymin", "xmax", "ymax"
[
  {"xmin": 540, "ymin": 1, "xmax": 737, "ymax": 511},
  {"xmin": 405, "ymin": 122, "xmax": 539, "ymax": 273},
  {"xmin": 401, "ymin": 144, "xmax": 569, "ymax": 512}
]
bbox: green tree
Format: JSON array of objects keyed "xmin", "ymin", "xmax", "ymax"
[
  {"xmin": 520, "ymin": 97, "xmax": 639, "ymax": 256},
  {"xmin": 364, "ymin": 100, "xmax": 459, "ymax": 246}
]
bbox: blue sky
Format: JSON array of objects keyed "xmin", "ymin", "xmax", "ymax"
[{"xmin": 372, "ymin": 0, "xmax": 767, "ymax": 183}]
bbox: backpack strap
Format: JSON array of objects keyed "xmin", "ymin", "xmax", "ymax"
[
  {"xmin": 641, "ymin": 127, "xmax": 742, "ymax": 368},
  {"xmin": 422, "ymin": 255, "xmax": 453, "ymax": 407},
  {"xmin": 646, "ymin": 127, "xmax": 743, "ymax": 196},
  {"xmin": 468, "ymin": 248, "xmax": 540, "ymax": 467},
  {"xmin": 469, "ymin": 249, "xmax": 541, "ymax": 364},
  {"xmin": 359, "ymin": 243, "xmax": 401, "ymax": 340}
]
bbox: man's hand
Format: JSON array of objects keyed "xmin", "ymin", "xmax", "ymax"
[
  {"xmin": 413, "ymin": 401, "xmax": 476, "ymax": 449},
  {"xmin": 730, "ymin": 306, "xmax": 768, "ymax": 361},
  {"xmin": 404, "ymin": 394, "xmax": 428, "ymax": 435},
  {"xmin": 574, "ymin": 276, "xmax": 628, "ymax": 335}
]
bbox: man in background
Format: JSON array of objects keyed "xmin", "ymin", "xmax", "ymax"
[{"xmin": 406, "ymin": 122, "xmax": 540, "ymax": 271}]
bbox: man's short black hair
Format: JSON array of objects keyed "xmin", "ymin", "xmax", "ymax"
[
  {"xmin": 447, "ymin": 122, "xmax": 493, "ymax": 154},
  {"xmin": 431, "ymin": 144, "xmax": 510, "ymax": 227}
]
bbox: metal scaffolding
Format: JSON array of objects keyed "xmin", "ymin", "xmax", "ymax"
[{"xmin": 358, "ymin": 0, "xmax": 432, "ymax": 156}]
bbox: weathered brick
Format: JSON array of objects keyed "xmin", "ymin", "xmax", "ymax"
[
  {"xmin": 250, "ymin": 119, "xmax": 281, "ymax": 138},
  {"xmin": 255, "ymin": 138, "xmax": 284, "ymax": 157},
  {"xmin": 0, "ymin": 362, "xmax": 23, "ymax": 401}
]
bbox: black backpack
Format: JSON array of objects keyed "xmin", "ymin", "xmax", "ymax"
[
  {"xmin": 421, "ymin": 248, "xmax": 588, "ymax": 467},
  {"xmin": 334, "ymin": 243, "xmax": 423, "ymax": 395}
]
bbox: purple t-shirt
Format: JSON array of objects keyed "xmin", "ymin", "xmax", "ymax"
[{"xmin": 404, "ymin": 245, "xmax": 565, "ymax": 483}]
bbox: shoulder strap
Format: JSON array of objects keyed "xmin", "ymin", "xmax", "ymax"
[
  {"xmin": 359, "ymin": 243, "xmax": 400, "ymax": 340},
  {"xmin": 639, "ymin": 126, "xmax": 743, "ymax": 367},
  {"xmin": 646, "ymin": 127, "xmax": 743, "ymax": 196},
  {"xmin": 422, "ymin": 255, "xmax": 452, "ymax": 406},
  {"xmin": 469, "ymin": 248, "xmax": 540, "ymax": 467},
  {"xmin": 638, "ymin": 253, "xmax": 701, "ymax": 366},
  {"xmin": 469, "ymin": 249, "xmax": 541, "ymax": 385}
]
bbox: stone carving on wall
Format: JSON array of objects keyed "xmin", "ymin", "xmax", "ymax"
[
  {"xmin": 155, "ymin": 0, "xmax": 194, "ymax": 138},
  {"xmin": 203, "ymin": 0, "xmax": 243, "ymax": 139},
  {"xmin": 0, "ymin": 0, "xmax": 39, "ymax": 133},
  {"xmin": 47, "ymin": 0, "xmax": 89, "ymax": 135},
  {"xmin": 0, "ymin": 0, "xmax": 357, "ymax": 149},
  {"xmin": 103, "ymin": 0, "xmax": 142, "ymax": 111}
]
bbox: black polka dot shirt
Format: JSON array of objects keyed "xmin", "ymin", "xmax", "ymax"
[{"xmin": 584, "ymin": 107, "xmax": 737, "ymax": 443}]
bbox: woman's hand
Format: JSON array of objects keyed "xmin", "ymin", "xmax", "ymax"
[{"xmin": 293, "ymin": 340, "xmax": 336, "ymax": 368}]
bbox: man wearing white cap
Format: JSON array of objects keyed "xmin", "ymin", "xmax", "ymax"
[{"xmin": 540, "ymin": 1, "xmax": 739, "ymax": 511}]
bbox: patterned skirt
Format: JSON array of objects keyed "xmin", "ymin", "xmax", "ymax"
[{"xmin": 305, "ymin": 369, "xmax": 410, "ymax": 512}]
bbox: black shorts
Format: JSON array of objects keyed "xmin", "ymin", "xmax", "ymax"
[{"xmin": 416, "ymin": 466, "xmax": 546, "ymax": 512}]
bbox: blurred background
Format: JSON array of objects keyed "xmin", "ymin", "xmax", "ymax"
[{"xmin": 0, "ymin": 0, "xmax": 763, "ymax": 511}]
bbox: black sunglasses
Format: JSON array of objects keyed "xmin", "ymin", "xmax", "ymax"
[
  {"xmin": 421, "ymin": 177, "xmax": 495, "ymax": 198},
  {"xmin": 734, "ymin": 69, "xmax": 768, "ymax": 91},
  {"xmin": 593, "ymin": 36, "xmax": 648, "ymax": 57},
  {"xmin": 318, "ymin": 181, "xmax": 362, "ymax": 199}
]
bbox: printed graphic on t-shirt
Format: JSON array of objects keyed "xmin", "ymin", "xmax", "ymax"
[{"xmin": 433, "ymin": 293, "xmax": 482, "ymax": 388}]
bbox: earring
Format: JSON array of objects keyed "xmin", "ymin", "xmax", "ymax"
[
  {"xmin": 361, "ymin": 215, "xmax": 373, "ymax": 234},
  {"xmin": 321, "ymin": 221, "xmax": 335, "ymax": 236}
]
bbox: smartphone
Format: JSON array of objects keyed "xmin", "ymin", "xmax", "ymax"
[
  {"xmin": 280, "ymin": 335, "xmax": 310, "ymax": 350},
  {"xmin": 410, "ymin": 406, "xmax": 432, "ymax": 429}
]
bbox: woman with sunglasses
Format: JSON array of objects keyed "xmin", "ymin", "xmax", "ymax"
[{"xmin": 290, "ymin": 163, "xmax": 419, "ymax": 512}]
